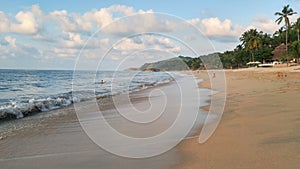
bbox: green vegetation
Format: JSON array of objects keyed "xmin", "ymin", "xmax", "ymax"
[
  {"xmin": 137, "ymin": 4, "xmax": 299, "ymax": 71},
  {"xmin": 140, "ymin": 57, "xmax": 190, "ymax": 71},
  {"xmin": 180, "ymin": 4, "xmax": 300, "ymax": 70},
  {"xmin": 275, "ymin": 5, "xmax": 297, "ymax": 52}
]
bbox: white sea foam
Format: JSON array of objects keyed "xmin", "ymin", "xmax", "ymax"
[{"xmin": 0, "ymin": 70, "xmax": 178, "ymax": 120}]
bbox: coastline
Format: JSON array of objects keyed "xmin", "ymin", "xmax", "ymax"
[
  {"xmin": 1, "ymin": 67, "xmax": 299, "ymax": 168},
  {"xmin": 173, "ymin": 66, "xmax": 300, "ymax": 169},
  {"xmin": 0, "ymin": 73, "xmax": 209, "ymax": 169},
  {"xmin": 0, "ymin": 73, "xmax": 176, "ymax": 140}
]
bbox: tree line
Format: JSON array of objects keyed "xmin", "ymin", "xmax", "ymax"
[{"xmin": 182, "ymin": 5, "xmax": 300, "ymax": 70}]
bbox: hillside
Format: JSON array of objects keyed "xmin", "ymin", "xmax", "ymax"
[{"xmin": 140, "ymin": 57, "xmax": 191, "ymax": 71}]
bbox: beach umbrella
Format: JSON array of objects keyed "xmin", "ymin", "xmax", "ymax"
[{"xmin": 247, "ymin": 61, "xmax": 261, "ymax": 65}]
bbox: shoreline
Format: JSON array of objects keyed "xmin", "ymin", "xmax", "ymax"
[
  {"xmin": 0, "ymin": 73, "xmax": 210, "ymax": 169},
  {"xmin": 0, "ymin": 76, "xmax": 177, "ymax": 140},
  {"xmin": 0, "ymin": 70, "xmax": 176, "ymax": 121},
  {"xmin": 173, "ymin": 66, "xmax": 300, "ymax": 169},
  {"xmin": 1, "ymin": 66, "xmax": 299, "ymax": 168}
]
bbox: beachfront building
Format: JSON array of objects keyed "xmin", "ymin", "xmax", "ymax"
[
  {"xmin": 258, "ymin": 43, "xmax": 293, "ymax": 67},
  {"xmin": 271, "ymin": 43, "xmax": 298, "ymax": 65},
  {"xmin": 272, "ymin": 43, "xmax": 287, "ymax": 62},
  {"xmin": 258, "ymin": 44, "xmax": 286, "ymax": 67}
]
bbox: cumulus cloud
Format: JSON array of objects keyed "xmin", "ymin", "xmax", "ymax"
[
  {"xmin": 5, "ymin": 36, "xmax": 16, "ymax": 48},
  {"xmin": 247, "ymin": 15, "xmax": 280, "ymax": 34},
  {"xmin": 102, "ymin": 13, "xmax": 175, "ymax": 35},
  {"xmin": 0, "ymin": 5, "xmax": 42, "ymax": 34},
  {"xmin": 50, "ymin": 10, "xmax": 92, "ymax": 32},
  {"xmin": 114, "ymin": 38, "xmax": 145, "ymax": 51},
  {"xmin": 11, "ymin": 11, "xmax": 38, "ymax": 34},
  {"xmin": 53, "ymin": 48, "xmax": 78, "ymax": 58},
  {"xmin": 113, "ymin": 35, "xmax": 181, "ymax": 54},
  {"xmin": 82, "ymin": 5, "xmax": 135, "ymax": 29},
  {"xmin": 144, "ymin": 35, "xmax": 181, "ymax": 52},
  {"xmin": 201, "ymin": 18, "xmax": 244, "ymax": 39},
  {"xmin": 0, "ymin": 36, "xmax": 44, "ymax": 60},
  {"xmin": 82, "ymin": 9, "xmax": 112, "ymax": 29},
  {"xmin": 2, "ymin": 4, "xmax": 294, "ymax": 67},
  {"xmin": 186, "ymin": 17, "xmax": 244, "ymax": 42},
  {"xmin": 33, "ymin": 33, "xmax": 55, "ymax": 42},
  {"xmin": 0, "ymin": 12, "xmax": 10, "ymax": 32},
  {"xmin": 61, "ymin": 32, "xmax": 84, "ymax": 48},
  {"xmin": 50, "ymin": 5, "xmax": 154, "ymax": 33},
  {"xmin": 95, "ymin": 35, "xmax": 181, "ymax": 67}
]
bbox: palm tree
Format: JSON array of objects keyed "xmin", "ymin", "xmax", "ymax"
[
  {"xmin": 240, "ymin": 29, "xmax": 262, "ymax": 62},
  {"xmin": 295, "ymin": 18, "xmax": 300, "ymax": 41},
  {"xmin": 275, "ymin": 5, "xmax": 297, "ymax": 51}
]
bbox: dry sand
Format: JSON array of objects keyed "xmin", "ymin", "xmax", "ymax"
[{"xmin": 174, "ymin": 66, "xmax": 300, "ymax": 169}]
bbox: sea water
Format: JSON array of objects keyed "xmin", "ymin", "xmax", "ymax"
[{"xmin": 0, "ymin": 69, "xmax": 176, "ymax": 119}]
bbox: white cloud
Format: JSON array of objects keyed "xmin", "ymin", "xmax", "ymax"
[
  {"xmin": 113, "ymin": 35, "xmax": 181, "ymax": 54},
  {"xmin": 113, "ymin": 38, "xmax": 145, "ymax": 51},
  {"xmin": 145, "ymin": 36, "xmax": 181, "ymax": 52},
  {"xmin": 107, "ymin": 5, "xmax": 135, "ymax": 16},
  {"xmin": 0, "ymin": 5, "xmax": 181, "ymax": 64},
  {"xmin": 11, "ymin": 11, "xmax": 38, "ymax": 34},
  {"xmin": 186, "ymin": 17, "xmax": 244, "ymax": 42},
  {"xmin": 0, "ymin": 5, "xmax": 168, "ymax": 37},
  {"xmin": 102, "ymin": 12, "xmax": 175, "ymax": 35},
  {"xmin": 83, "ymin": 9, "xmax": 112, "ymax": 28},
  {"xmin": 53, "ymin": 47, "xmax": 78, "ymax": 58},
  {"xmin": 201, "ymin": 17, "xmax": 244, "ymax": 38},
  {"xmin": 0, "ymin": 36, "xmax": 44, "ymax": 60},
  {"xmin": 186, "ymin": 18, "xmax": 200, "ymax": 26},
  {"xmin": 50, "ymin": 10, "xmax": 92, "ymax": 32},
  {"xmin": 247, "ymin": 15, "xmax": 280, "ymax": 34},
  {"xmin": 2, "ymin": 4, "xmax": 295, "ymax": 68},
  {"xmin": 53, "ymin": 37, "xmax": 111, "ymax": 59},
  {"xmin": 50, "ymin": 5, "xmax": 150, "ymax": 33},
  {"xmin": 4, "ymin": 36, "xmax": 16, "ymax": 48},
  {"xmin": 0, "ymin": 11, "xmax": 10, "ymax": 32},
  {"xmin": 290, "ymin": 14, "xmax": 299, "ymax": 24},
  {"xmin": 61, "ymin": 32, "xmax": 84, "ymax": 47},
  {"xmin": 33, "ymin": 33, "xmax": 54, "ymax": 42},
  {"xmin": 0, "ymin": 5, "xmax": 43, "ymax": 34}
]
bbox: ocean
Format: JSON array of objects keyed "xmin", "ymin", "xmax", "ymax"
[{"xmin": 0, "ymin": 69, "xmax": 176, "ymax": 119}]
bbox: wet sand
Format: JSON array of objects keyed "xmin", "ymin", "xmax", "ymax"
[
  {"xmin": 174, "ymin": 66, "xmax": 300, "ymax": 169},
  {"xmin": 0, "ymin": 75, "xmax": 207, "ymax": 169}
]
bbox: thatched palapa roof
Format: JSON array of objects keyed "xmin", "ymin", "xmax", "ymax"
[{"xmin": 272, "ymin": 43, "xmax": 287, "ymax": 60}]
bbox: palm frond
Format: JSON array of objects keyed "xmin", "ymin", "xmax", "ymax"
[{"xmin": 275, "ymin": 17, "xmax": 283, "ymax": 24}]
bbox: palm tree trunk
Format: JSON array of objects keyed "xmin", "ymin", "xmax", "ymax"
[
  {"xmin": 286, "ymin": 26, "xmax": 288, "ymax": 51},
  {"xmin": 297, "ymin": 29, "xmax": 300, "ymax": 41},
  {"xmin": 286, "ymin": 24, "xmax": 289, "ymax": 67}
]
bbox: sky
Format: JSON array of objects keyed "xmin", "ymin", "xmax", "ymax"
[{"xmin": 0, "ymin": 0, "xmax": 300, "ymax": 70}]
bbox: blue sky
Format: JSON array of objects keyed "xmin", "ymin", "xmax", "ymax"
[
  {"xmin": 0, "ymin": 0, "xmax": 300, "ymax": 70},
  {"xmin": 2, "ymin": 0, "xmax": 298, "ymax": 23}
]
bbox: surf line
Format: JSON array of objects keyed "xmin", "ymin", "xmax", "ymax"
[{"xmin": 0, "ymin": 150, "xmax": 102, "ymax": 161}]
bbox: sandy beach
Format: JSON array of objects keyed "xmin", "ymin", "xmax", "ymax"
[
  {"xmin": 174, "ymin": 66, "xmax": 300, "ymax": 169},
  {"xmin": 0, "ymin": 75, "xmax": 205, "ymax": 169},
  {"xmin": 0, "ymin": 66, "xmax": 299, "ymax": 169}
]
